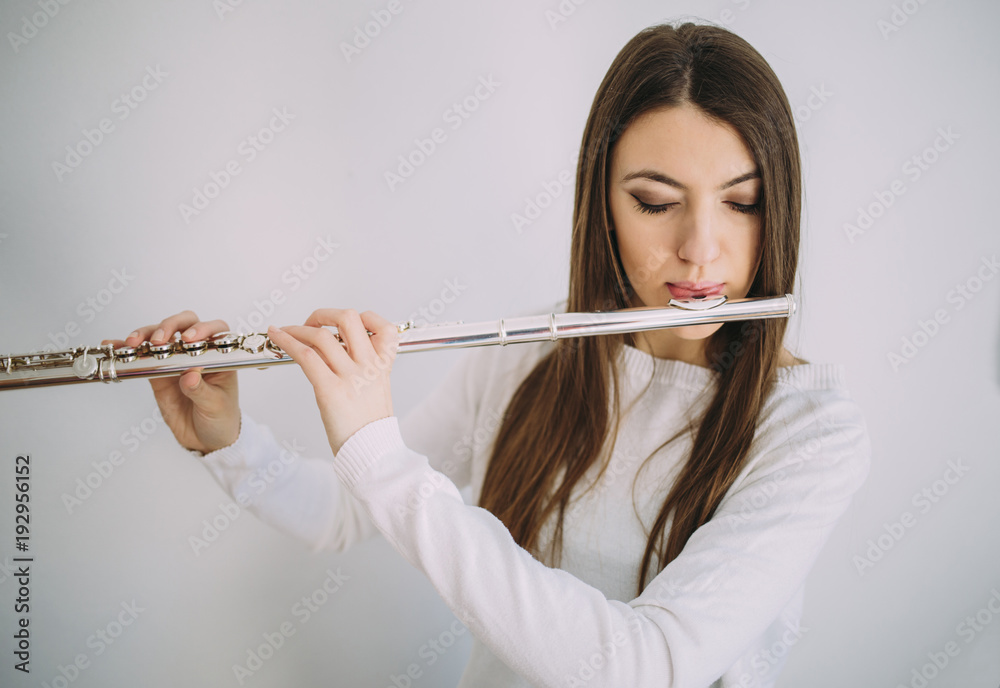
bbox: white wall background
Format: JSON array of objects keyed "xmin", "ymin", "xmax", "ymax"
[{"xmin": 0, "ymin": 1, "xmax": 998, "ymax": 686}]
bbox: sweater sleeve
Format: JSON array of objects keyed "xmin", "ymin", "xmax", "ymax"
[
  {"xmin": 396, "ymin": 346, "xmax": 496, "ymax": 491},
  {"xmin": 192, "ymin": 346, "xmax": 494, "ymax": 552},
  {"xmin": 330, "ymin": 391, "xmax": 871, "ymax": 687},
  {"xmin": 195, "ymin": 414, "xmax": 378, "ymax": 553}
]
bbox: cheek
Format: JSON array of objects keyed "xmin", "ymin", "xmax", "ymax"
[
  {"xmin": 742, "ymin": 226, "xmax": 763, "ymax": 279},
  {"xmin": 609, "ymin": 196, "xmax": 637, "ymax": 268},
  {"xmin": 610, "ymin": 200, "xmax": 668, "ymax": 283},
  {"xmin": 614, "ymin": 224, "xmax": 666, "ymax": 288},
  {"xmin": 719, "ymin": 222, "xmax": 761, "ymax": 280}
]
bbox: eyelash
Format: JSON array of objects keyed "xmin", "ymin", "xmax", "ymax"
[{"xmin": 632, "ymin": 199, "xmax": 761, "ymax": 216}]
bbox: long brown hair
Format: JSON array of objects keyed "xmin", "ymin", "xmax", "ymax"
[{"xmin": 478, "ymin": 22, "xmax": 801, "ymax": 595}]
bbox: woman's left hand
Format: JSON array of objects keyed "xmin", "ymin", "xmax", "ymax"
[{"xmin": 267, "ymin": 308, "xmax": 400, "ymax": 455}]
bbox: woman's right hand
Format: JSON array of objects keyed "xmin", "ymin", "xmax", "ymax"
[{"xmin": 102, "ymin": 311, "xmax": 241, "ymax": 454}]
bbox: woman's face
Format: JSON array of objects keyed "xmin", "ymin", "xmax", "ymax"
[{"xmin": 607, "ymin": 102, "xmax": 763, "ymax": 364}]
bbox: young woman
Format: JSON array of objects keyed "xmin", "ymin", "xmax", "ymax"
[{"xmin": 112, "ymin": 22, "xmax": 870, "ymax": 688}]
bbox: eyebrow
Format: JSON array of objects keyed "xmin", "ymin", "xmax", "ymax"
[{"xmin": 620, "ymin": 168, "xmax": 760, "ymax": 191}]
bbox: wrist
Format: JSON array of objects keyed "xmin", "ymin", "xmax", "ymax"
[
  {"xmin": 192, "ymin": 414, "xmax": 243, "ymax": 456},
  {"xmin": 332, "ymin": 416, "xmax": 404, "ymax": 485}
]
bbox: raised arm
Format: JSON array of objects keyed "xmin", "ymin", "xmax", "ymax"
[
  {"xmin": 329, "ymin": 390, "xmax": 871, "ymax": 686},
  {"xmin": 108, "ymin": 311, "xmax": 364, "ymax": 550},
  {"xmin": 104, "ymin": 311, "xmax": 241, "ymax": 456},
  {"xmin": 253, "ymin": 307, "xmax": 872, "ymax": 684},
  {"xmin": 116, "ymin": 310, "xmax": 498, "ymax": 552},
  {"xmin": 192, "ymin": 341, "xmax": 496, "ymax": 552}
]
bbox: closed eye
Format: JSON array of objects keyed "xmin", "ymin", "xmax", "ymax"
[
  {"xmin": 633, "ymin": 197, "xmax": 761, "ymax": 216},
  {"xmin": 727, "ymin": 201, "xmax": 760, "ymax": 216},
  {"xmin": 633, "ymin": 198, "xmax": 675, "ymax": 215}
]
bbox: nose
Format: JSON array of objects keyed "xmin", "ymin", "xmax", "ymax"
[{"xmin": 675, "ymin": 202, "xmax": 721, "ymax": 265}]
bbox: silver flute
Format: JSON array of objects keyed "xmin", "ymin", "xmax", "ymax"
[{"xmin": 0, "ymin": 294, "xmax": 795, "ymax": 391}]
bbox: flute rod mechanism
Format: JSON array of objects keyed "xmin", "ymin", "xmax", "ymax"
[{"xmin": 0, "ymin": 294, "xmax": 795, "ymax": 391}]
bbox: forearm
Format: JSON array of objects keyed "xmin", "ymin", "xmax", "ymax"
[
  {"xmin": 333, "ymin": 418, "xmax": 683, "ymax": 686},
  {"xmin": 196, "ymin": 414, "xmax": 379, "ymax": 552},
  {"xmin": 331, "ymin": 413, "xmax": 870, "ymax": 687}
]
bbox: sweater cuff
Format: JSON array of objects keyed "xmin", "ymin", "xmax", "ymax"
[
  {"xmin": 333, "ymin": 416, "xmax": 406, "ymax": 487},
  {"xmin": 191, "ymin": 414, "xmax": 251, "ymax": 468}
]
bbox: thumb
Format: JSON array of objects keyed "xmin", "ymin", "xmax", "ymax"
[
  {"xmin": 179, "ymin": 369, "xmax": 210, "ymax": 401},
  {"xmin": 179, "ymin": 369, "xmax": 234, "ymax": 419}
]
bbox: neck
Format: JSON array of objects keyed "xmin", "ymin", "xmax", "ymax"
[{"xmin": 631, "ymin": 331, "xmax": 711, "ymax": 368}]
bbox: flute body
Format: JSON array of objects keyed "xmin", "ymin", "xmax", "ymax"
[{"xmin": 0, "ymin": 294, "xmax": 795, "ymax": 391}]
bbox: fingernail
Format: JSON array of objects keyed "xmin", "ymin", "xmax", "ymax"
[
  {"xmin": 152, "ymin": 328, "xmax": 164, "ymax": 343},
  {"xmin": 182, "ymin": 328, "xmax": 196, "ymax": 339},
  {"xmin": 128, "ymin": 331, "xmax": 139, "ymax": 341}
]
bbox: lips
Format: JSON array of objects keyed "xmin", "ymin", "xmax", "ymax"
[{"xmin": 666, "ymin": 282, "xmax": 725, "ymax": 299}]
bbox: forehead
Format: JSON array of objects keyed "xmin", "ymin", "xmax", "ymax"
[{"xmin": 611, "ymin": 104, "xmax": 756, "ymax": 179}]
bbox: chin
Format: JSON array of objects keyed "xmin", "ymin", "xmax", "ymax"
[{"xmin": 671, "ymin": 323, "xmax": 724, "ymax": 340}]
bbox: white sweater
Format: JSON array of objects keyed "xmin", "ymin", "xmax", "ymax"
[{"xmin": 197, "ymin": 327, "xmax": 871, "ymax": 687}]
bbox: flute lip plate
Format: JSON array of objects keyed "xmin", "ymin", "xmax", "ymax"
[{"xmin": 667, "ymin": 295, "xmax": 727, "ymax": 311}]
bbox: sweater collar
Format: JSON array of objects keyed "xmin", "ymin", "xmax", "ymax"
[
  {"xmin": 618, "ymin": 342, "xmax": 849, "ymax": 392},
  {"xmin": 618, "ymin": 343, "xmax": 717, "ymax": 392}
]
